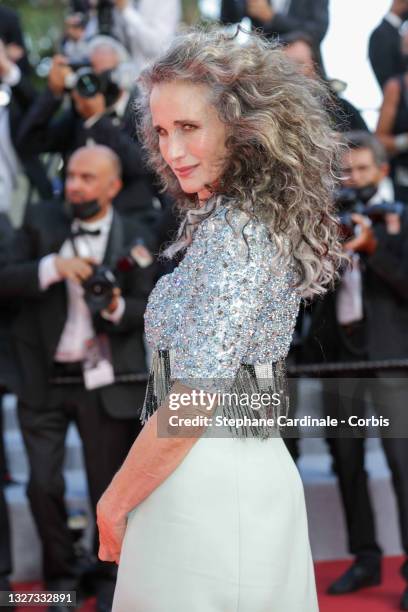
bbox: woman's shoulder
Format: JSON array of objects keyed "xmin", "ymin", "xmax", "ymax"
[{"xmin": 195, "ymin": 199, "xmax": 272, "ymax": 250}]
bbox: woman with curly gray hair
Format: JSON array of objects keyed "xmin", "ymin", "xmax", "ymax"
[{"xmin": 97, "ymin": 27, "xmax": 343, "ymax": 611}]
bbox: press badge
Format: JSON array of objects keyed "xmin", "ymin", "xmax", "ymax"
[{"xmin": 82, "ymin": 334, "xmax": 115, "ymax": 390}]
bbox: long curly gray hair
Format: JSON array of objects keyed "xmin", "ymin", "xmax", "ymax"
[{"xmin": 137, "ymin": 27, "xmax": 345, "ymax": 297}]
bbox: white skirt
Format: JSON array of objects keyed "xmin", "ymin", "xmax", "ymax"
[{"xmin": 112, "ymin": 436, "xmax": 319, "ymax": 612}]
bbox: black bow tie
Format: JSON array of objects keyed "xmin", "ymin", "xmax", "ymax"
[{"xmin": 71, "ymin": 227, "xmax": 101, "ymax": 238}]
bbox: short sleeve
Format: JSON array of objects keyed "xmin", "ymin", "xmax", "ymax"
[{"xmin": 171, "ymin": 208, "xmax": 273, "ymax": 386}]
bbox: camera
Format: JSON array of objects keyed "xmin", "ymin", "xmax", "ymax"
[
  {"xmin": 82, "ymin": 265, "xmax": 117, "ymax": 314},
  {"xmin": 65, "ymin": 62, "xmax": 121, "ymax": 105},
  {"xmin": 336, "ymin": 186, "xmax": 404, "ymax": 235}
]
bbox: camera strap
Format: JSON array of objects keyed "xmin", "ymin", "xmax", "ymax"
[{"xmin": 67, "ymin": 229, "xmax": 115, "ymax": 390}]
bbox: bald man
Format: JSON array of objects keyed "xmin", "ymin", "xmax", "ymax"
[{"xmin": 0, "ymin": 146, "xmax": 156, "ymax": 612}]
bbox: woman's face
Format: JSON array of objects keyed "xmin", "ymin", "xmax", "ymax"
[{"xmin": 150, "ymin": 80, "xmax": 227, "ymax": 202}]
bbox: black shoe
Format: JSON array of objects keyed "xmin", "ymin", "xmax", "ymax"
[
  {"xmin": 327, "ymin": 561, "xmax": 381, "ymax": 595},
  {"xmin": 401, "ymin": 586, "xmax": 408, "ymax": 611}
]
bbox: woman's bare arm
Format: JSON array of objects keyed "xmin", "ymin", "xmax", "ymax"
[{"xmin": 97, "ymin": 380, "xmax": 216, "ymax": 562}]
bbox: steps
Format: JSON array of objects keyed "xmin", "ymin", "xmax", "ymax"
[{"xmin": 2, "ymin": 380, "xmax": 403, "ymax": 582}]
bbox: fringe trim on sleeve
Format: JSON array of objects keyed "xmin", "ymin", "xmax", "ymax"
[{"xmin": 140, "ymin": 349, "xmax": 289, "ymax": 439}]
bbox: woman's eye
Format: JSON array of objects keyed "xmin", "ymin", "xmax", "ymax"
[
  {"xmin": 182, "ymin": 124, "xmax": 197, "ymax": 131},
  {"xmin": 156, "ymin": 128, "xmax": 167, "ymax": 137}
]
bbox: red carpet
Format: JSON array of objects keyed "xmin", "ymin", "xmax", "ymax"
[
  {"xmin": 12, "ymin": 556, "xmax": 407, "ymax": 611},
  {"xmin": 316, "ymin": 556, "xmax": 406, "ymax": 611}
]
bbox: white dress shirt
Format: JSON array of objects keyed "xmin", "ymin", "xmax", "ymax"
[
  {"xmin": 116, "ymin": 0, "xmax": 181, "ymax": 76},
  {"xmin": 85, "ymin": 0, "xmax": 181, "ymax": 76},
  {"xmin": 384, "ymin": 11, "xmax": 403, "ymax": 30},
  {"xmin": 39, "ymin": 207, "xmax": 125, "ymax": 362},
  {"xmin": 0, "ymin": 64, "xmax": 21, "ymax": 213}
]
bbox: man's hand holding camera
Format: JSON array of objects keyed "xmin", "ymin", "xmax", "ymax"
[
  {"xmin": 48, "ymin": 54, "xmax": 106, "ymax": 119},
  {"xmin": 48, "ymin": 55, "xmax": 72, "ymax": 97},
  {"xmin": 343, "ymin": 213, "xmax": 401, "ymax": 255},
  {"xmin": 54, "ymin": 255, "xmax": 95, "ymax": 284},
  {"xmin": 54, "ymin": 255, "xmax": 121, "ymax": 314},
  {"xmin": 104, "ymin": 286, "xmax": 122, "ymax": 315},
  {"xmin": 343, "ymin": 214, "xmax": 378, "ymax": 255}
]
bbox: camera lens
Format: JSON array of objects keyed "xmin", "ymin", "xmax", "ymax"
[{"xmin": 75, "ymin": 68, "xmax": 101, "ymax": 98}]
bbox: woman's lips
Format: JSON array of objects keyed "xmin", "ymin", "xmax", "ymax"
[{"xmin": 174, "ymin": 164, "xmax": 199, "ymax": 178}]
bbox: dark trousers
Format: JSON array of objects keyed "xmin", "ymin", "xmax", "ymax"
[
  {"xmin": 323, "ymin": 323, "xmax": 408, "ymax": 567},
  {"xmin": 18, "ymin": 382, "xmax": 143, "ymax": 582},
  {"xmin": 0, "ymin": 485, "xmax": 11, "ymax": 577},
  {"xmin": 0, "ymin": 394, "xmax": 9, "ymax": 481},
  {"xmin": 0, "ymin": 391, "xmax": 12, "ymax": 578}
]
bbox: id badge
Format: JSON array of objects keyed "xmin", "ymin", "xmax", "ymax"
[{"xmin": 82, "ymin": 334, "xmax": 115, "ymax": 390}]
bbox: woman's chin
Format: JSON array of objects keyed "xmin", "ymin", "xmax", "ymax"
[{"xmin": 178, "ymin": 180, "xmax": 201, "ymax": 195}]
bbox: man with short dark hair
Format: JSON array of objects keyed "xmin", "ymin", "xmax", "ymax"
[
  {"xmin": 304, "ymin": 132, "xmax": 408, "ymax": 609},
  {"xmin": 0, "ymin": 145, "xmax": 156, "ymax": 612},
  {"xmin": 16, "ymin": 38, "xmax": 155, "ymax": 225},
  {"xmin": 369, "ymin": 0, "xmax": 408, "ymax": 89},
  {"xmin": 220, "ymin": 0, "xmax": 329, "ymax": 72}
]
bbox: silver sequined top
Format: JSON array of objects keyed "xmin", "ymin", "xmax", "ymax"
[{"xmin": 144, "ymin": 199, "xmax": 301, "ymax": 382}]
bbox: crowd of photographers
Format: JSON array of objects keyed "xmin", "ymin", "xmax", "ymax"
[{"xmin": 1, "ymin": 0, "xmax": 408, "ymax": 610}]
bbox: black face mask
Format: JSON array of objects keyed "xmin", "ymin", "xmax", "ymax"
[
  {"xmin": 68, "ymin": 199, "xmax": 102, "ymax": 221},
  {"xmin": 354, "ymin": 184, "xmax": 378, "ymax": 205}
]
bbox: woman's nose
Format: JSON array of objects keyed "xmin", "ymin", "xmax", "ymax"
[{"xmin": 168, "ymin": 134, "xmax": 186, "ymax": 162}]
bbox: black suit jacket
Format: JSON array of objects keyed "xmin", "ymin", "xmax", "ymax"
[
  {"xmin": 221, "ymin": 0, "xmax": 329, "ymax": 42},
  {"xmin": 16, "ymin": 88, "xmax": 156, "ymax": 219},
  {"xmin": 0, "ymin": 201, "xmax": 156, "ymax": 417},
  {"xmin": 303, "ymin": 211, "xmax": 408, "ymax": 365},
  {"xmin": 260, "ymin": 0, "xmax": 328, "ymax": 44},
  {"xmin": 0, "ymin": 6, "xmax": 30, "ymax": 74},
  {"xmin": 7, "ymin": 71, "xmax": 53, "ymax": 200},
  {"xmin": 221, "ymin": 0, "xmax": 329, "ymax": 61},
  {"xmin": 369, "ymin": 18, "xmax": 405, "ymax": 90}
]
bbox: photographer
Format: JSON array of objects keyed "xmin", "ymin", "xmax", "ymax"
[
  {"xmin": 282, "ymin": 32, "xmax": 368, "ymax": 133},
  {"xmin": 220, "ymin": 0, "xmax": 329, "ymax": 73},
  {"xmin": 61, "ymin": 12, "xmax": 90, "ymax": 64},
  {"xmin": 0, "ymin": 4, "xmax": 30, "ymax": 75},
  {"xmin": 369, "ymin": 0, "xmax": 408, "ymax": 91},
  {"xmin": 0, "ymin": 145, "xmax": 156, "ymax": 612},
  {"xmin": 0, "ymin": 39, "xmax": 52, "ymax": 208},
  {"xmin": 82, "ymin": 0, "xmax": 181, "ymax": 74},
  {"xmin": 16, "ymin": 37, "xmax": 156, "ymax": 225},
  {"xmin": 304, "ymin": 132, "xmax": 408, "ymax": 608}
]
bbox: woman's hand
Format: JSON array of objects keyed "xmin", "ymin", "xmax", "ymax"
[{"xmin": 97, "ymin": 488, "xmax": 127, "ymax": 565}]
